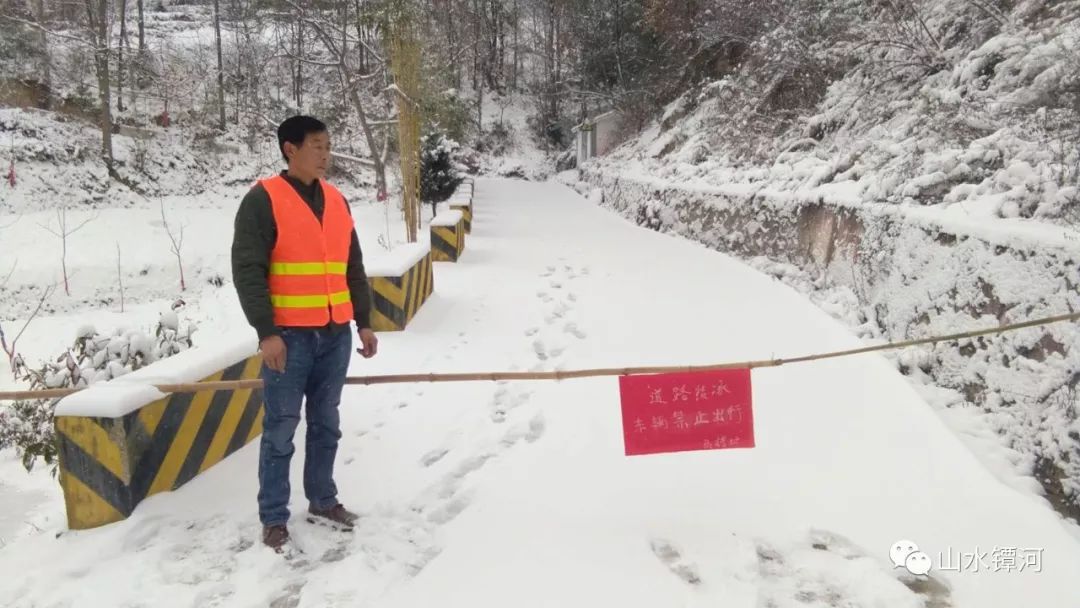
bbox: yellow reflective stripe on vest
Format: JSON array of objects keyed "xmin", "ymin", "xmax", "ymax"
[
  {"xmin": 269, "ymin": 291, "xmax": 352, "ymax": 308},
  {"xmin": 269, "ymin": 262, "xmax": 348, "ymax": 276}
]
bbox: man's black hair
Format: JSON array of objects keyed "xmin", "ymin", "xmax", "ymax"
[{"xmin": 277, "ymin": 115, "xmax": 327, "ymax": 163}]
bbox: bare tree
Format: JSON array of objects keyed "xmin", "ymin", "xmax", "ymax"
[
  {"xmin": 0, "ymin": 285, "xmax": 54, "ymax": 373},
  {"xmin": 160, "ymin": 200, "xmax": 186, "ymax": 291},
  {"xmin": 1, "ymin": 259, "xmax": 15, "ymax": 288},
  {"xmin": 137, "ymin": 0, "xmax": 145, "ymax": 52},
  {"xmin": 283, "ymin": 1, "xmax": 391, "ymax": 197},
  {"xmin": 84, "ymin": 0, "xmax": 116, "ymax": 171},
  {"xmin": 118, "ymin": 0, "xmax": 128, "ymax": 113},
  {"xmin": 213, "ymin": 0, "xmax": 227, "ymax": 130},
  {"xmin": 33, "ymin": 0, "xmax": 50, "ymax": 97},
  {"xmin": 38, "ymin": 208, "xmax": 96, "ymax": 297},
  {"xmin": 0, "ymin": 6, "xmax": 114, "ymax": 170},
  {"xmin": 116, "ymin": 242, "xmax": 125, "ymax": 312}
]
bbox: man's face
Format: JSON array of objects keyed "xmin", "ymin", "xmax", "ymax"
[{"xmin": 285, "ymin": 130, "xmax": 330, "ymax": 180}]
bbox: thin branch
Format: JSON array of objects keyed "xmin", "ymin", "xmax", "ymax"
[
  {"xmin": 12, "ymin": 286, "xmax": 52, "ymax": 347},
  {"xmin": 67, "ymin": 213, "xmax": 96, "ymax": 236},
  {"xmin": 0, "ymin": 215, "xmax": 20, "ymax": 232},
  {"xmin": 1, "ymin": 258, "xmax": 15, "ymax": 287},
  {"xmin": 1, "ymin": 283, "xmax": 55, "ymax": 371},
  {"xmin": 385, "ymin": 83, "xmax": 420, "ymax": 108},
  {"xmin": 116, "ymin": 242, "xmax": 124, "ymax": 313},
  {"xmin": 270, "ymin": 51, "xmax": 342, "ymax": 68},
  {"xmin": 159, "ymin": 199, "xmax": 186, "ymax": 290},
  {"xmin": 331, "ymin": 152, "xmax": 375, "ymax": 167},
  {"xmin": 0, "ymin": 14, "xmax": 102, "ymax": 50}
]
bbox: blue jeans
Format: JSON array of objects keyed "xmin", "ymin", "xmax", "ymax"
[{"xmin": 257, "ymin": 327, "xmax": 351, "ymax": 526}]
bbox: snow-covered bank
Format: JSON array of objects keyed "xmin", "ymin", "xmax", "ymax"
[{"xmin": 574, "ymin": 164, "xmax": 1080, "ymax": 524}]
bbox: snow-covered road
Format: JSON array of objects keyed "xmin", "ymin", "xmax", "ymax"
[{"xmin": 1, "ymin": 177, "xmax": 1079, "ymax": 607}]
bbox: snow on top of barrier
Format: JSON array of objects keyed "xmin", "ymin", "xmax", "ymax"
[
  {"xmin": 430, "ymin": 209, "xmax": 464, "ymax": 228},
  {"xmin": 366, "ymin": 242, "xmax": 431, "ymax": 277},
  {"xmin": 54, "ymin": 331, "xmax": 258, "ymax": 419}
]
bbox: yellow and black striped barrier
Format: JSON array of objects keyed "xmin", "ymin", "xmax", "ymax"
[
  {"xmin": 55, "ymin": 355, "xmax": 264, "ymax": 530},
  {"xmin": 369, "ymin": 244, "xmax": 434, "ymax": 331},
  {"xmin": 450, "ymin": 200, "xmax": 473, "ymax": 233},
  {"xmin": 431, "ymin": 210, "xmax": 466, "ymax": 263}
]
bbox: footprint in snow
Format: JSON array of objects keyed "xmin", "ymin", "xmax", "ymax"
[
  {"xmin": 525, "ymin": 413, "xmax": 546, "ymax": 443},
  {"xmin": 545, "ymin": 310, "xmax": 565, "ymax": 324},
  {"xmin": 269, "ymin": 582, "xmax": 305, "ymax": 608},
  {"xmin": 651, "ymin": 539, "xmax": 702, "ymax": 586},
  {"xmin": 421, "ymin": 448, "xmax": 449, "ymax": 467},
  {"xmin": 564, "ymin": 322, "xmax": 587, "ymax": 339},
  {"xmin": 427, "ymin": 494, "xmax": 471, "ymax": 525}
]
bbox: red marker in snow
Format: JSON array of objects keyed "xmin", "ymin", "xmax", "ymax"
[
  {"xmin": 6, "ymin": 158, "xmax": 14, "ymax": 188},
  {"xmin": 619, "ymin": 368, "xmax": 755, "ymax": 456}
]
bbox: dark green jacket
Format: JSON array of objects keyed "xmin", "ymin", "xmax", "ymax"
[{"xmin": 231, "ymin": 171, "xmax": 373, "ymax": 341}]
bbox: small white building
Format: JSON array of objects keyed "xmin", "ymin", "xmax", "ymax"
[{"xmin": 573, "ymin": 110, "xmax": 627, "ymax": 166}]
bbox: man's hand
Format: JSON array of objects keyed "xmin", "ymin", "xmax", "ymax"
[
  {"xmin": 357, "ymin": 328, "xmax": 378, "ymax": 359},
  {"xmin": 260, "ymin": 335, "xmax": 287, "ymax": 372}
]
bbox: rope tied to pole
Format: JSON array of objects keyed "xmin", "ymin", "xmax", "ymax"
[{"xmin": 2, "ymin": 311, "xmax": 1078, "ymax": 403}]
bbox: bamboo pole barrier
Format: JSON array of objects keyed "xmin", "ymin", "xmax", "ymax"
[{"xmin": 3, "ymin": 311, "xmax": 1078, "ymax": 403}]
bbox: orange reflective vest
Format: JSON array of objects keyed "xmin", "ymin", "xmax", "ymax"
[{"xmin": 262, "ymin": 175, "xmax": 354, "ymax": 327}]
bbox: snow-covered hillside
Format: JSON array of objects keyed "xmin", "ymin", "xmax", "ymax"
[
  {"xmin": 599, "ymin": 0, "xmax": 1079, "ymax": 228},
  {"xmin": 573, "ymin": 0, "xmax": 1080, "ymax": 525},
  {"xmin": 2, "ymin": 178, "xmax": 1079, "ymax": 608}
]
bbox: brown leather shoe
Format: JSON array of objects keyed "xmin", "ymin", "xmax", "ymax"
[
  {"xmin": 263, "ymin": 524, "xmax": 290, "ymax": 551},
  {"xmin": 307, "ymin": 503, "xmax": 358, "ymax": 529}
]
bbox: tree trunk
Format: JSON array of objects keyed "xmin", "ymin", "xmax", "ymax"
[
  {"xmin": 340, "ymin": 0, "xmax": 349, "ymax": 110},
  {"xmin": 137, "ymin": 0, "xmax": 145, "ymax": 51},
  {"xmin": 86, "ymin": 0, "xmax": 114, "ymax": 172},
  {"xmin": 512, "ymin": 0, "xmax": 518, "ymax": 91},
  {"xmin": 34, "ymin": 0, "xmax": 50, "ymax": 101},
  {"xmin": 213, "ymin": 0, "xmax": 226, "ymax": 130},
  {"xmin": 294, "ymin": 19, "xmax": 304, "ymax": 109},
  {"xmin": 546, "ymin": 1, "xmax": 556, "ymax": 121},
  {"xmin": 353, "ymin": 0, "xmax": 367, "ymax": 73},
  {"xmin": 471, "ymin": 0, "xmax": 480, "ymax": 92},
  {"xmin": 552, "ymin": 3, "xmax": 561, "ymax": 121},
  {"xmin": 447, "ymin": 0, "xmax": 459, "ymax": 88},
  {"xmin": 308, "ymin": 19, "xmax": 386, "ymax": 196},
  {"xmin": 118, "ymin": 0, "xmax": 127, "ymax": 113}
]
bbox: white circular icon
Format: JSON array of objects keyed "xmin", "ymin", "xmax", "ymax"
[
  {"xmin": 905, "ymin": 551, "xmax": 932, "ymax": 575},
  {"xmin": 890, "ymin": 539, "xmax": 919, "ymax": 569}
]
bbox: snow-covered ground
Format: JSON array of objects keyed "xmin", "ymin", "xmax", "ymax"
[{"xmin": 0, "ymin": 178, "xmax": 1079, "ymax": 607}]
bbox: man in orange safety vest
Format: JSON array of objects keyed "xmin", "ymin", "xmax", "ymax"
[{"xmin": 231, "ymin": 115, "xmax": 378, "ymax": 552}]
